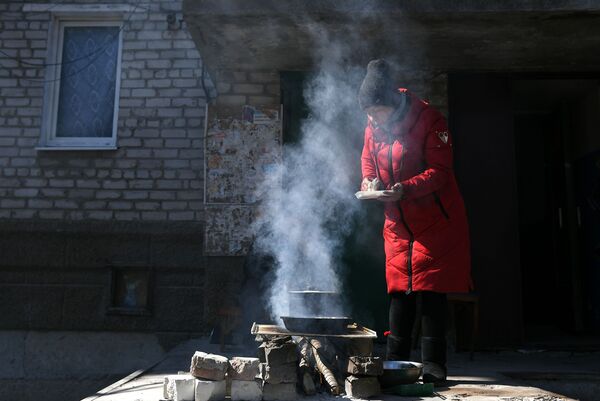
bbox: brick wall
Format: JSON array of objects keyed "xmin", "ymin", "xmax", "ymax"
[
  {"xmin": 214, "ymin": 69, "xmax": 280, "ymax": 109},
  {"xmin": 0, "ymin": 0, "xmax": 214, "ymax": 335},
  {"xmin": 0, "ymin": 0, "xmax": 207, "ymax": 222}
]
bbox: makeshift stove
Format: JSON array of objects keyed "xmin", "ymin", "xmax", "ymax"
[
  {"xmin": 249, "ymin": 289, "xmax": 382, "ymax": 399},
  {"xmin": 162, "ymin": 290, "xmax": 386, "ymax": 401}
]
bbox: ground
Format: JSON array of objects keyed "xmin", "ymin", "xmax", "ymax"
[{"xmin": 82, "ymin": 338, "xmax": 600, "ymax": 401}]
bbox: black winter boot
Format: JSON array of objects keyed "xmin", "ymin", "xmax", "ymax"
[
  {"xmin": 421, "ymin": 336, "xmax": 447, "ymax": 385},
  {"xmin": 386, "ymin": 334, "xmax": 412, "ymax": 361}
]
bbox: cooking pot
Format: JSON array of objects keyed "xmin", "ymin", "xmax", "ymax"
[{"xmin": 288, "ymin": 290, "xmax": 342, "ymax": 317}]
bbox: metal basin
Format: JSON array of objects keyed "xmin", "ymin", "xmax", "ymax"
[
  {"xmin": 379, "ymin": 361, "xmax": 423, "ymax": 387},
  {"xmin": 280, "ymin": 316, "xmax": 351, "ymax": 334}
]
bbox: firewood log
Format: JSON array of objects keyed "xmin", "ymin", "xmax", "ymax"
[{"xmin": 310, "ymin": 339, "xmax": 341, "ymax": 395}]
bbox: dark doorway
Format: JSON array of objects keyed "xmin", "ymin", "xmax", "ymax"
[
  {"xmin": 280, "ymin": 71, "xmax": 310, "ymax": 145},
  {"xmin": 513, "ymin": 111, "xmax": 566, "ymax": 333},
  {"xmin": 512, "ymin": 79, "xmax": 600, "ymax": 343},
  {"xmin": 280, "ymin": 72, "xmax": 389, "ymax": 336},
  {"xmin": 448, "ymin": 74, "xmax": 522, "ymax": 347},
  {"xmin": 449, "ymin": 74, "xmax": 600, "ymax": 348}
]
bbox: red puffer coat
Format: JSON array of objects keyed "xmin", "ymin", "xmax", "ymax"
[{"xmin": 361, "ymin": 89, "xmax": 471, "ymax": 294}]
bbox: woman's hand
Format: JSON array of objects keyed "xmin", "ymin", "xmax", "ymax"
[
  {"xmin": 361, "ymin": 177, "xmax": 382, "ymax": 191},
  {"xmin": 378, "ymin": 183, "xmax": 403, "ymax": 202},
  {"xmin": 360, "ymin": 178, "xmax": 371, "ymax": 191}
]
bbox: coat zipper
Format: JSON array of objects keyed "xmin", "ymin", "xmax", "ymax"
[
  {"xmin": 387, "ymin": 134, "xmax": 414, "ymax": 295},
  {"xmin": 433, "ymin": 193, "xmax": 450, "ymax": 220}
]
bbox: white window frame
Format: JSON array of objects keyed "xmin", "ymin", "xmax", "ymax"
[{"xmin": 39, "ymin": 15, "xmax": 124, "ymax": 150}]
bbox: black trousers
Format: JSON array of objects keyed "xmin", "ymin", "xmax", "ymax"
[
  {"xmin": 389, "ymin": 291, "xmax": 447, "ymax": 339},
  {"xmin": 387, "ymin": 291, "xmax": 448, "ymax": 363}
]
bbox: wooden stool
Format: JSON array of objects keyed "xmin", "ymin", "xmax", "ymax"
[{"xmin": 447, "ymin": 292, "xmax": 479, "ymax": 360}]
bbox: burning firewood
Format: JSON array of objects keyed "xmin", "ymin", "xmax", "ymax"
[
  {"xmin": 298, "ymin": 339, "xmax": 311, "ymax": 368},
  {"xmin": 310, "ymin": 339, "xmax": 342, "ymax": 395},
  {"xmin": 297, "ymin": 339, "xmax": 318, "ymax": 395}
]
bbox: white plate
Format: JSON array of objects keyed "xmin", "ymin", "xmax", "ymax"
[{"xmin": 355, "ymin": 190, "xmax": 392, "ymax": 200}]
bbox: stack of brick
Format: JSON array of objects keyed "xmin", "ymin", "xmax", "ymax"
[
  {"xmin": 163, "ymin": 373, "xmax": 226, "ymax": 401},
  {"xmin": 188, "ymin": 351, "xmax": 228, "ymax": 401},
  {"xmin": 228, "ymin": 357, "xmax": 263, "ymax": 401},
  {"xmin": 344, "ymin": 356, "xmax": 383, "ymax": 399},
  {"xmin": 257, "ymin": 337, "xmax": 298, "ymax": 401}
]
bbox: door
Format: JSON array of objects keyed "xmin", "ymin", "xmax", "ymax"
[
  {"xmin": 514, "ymin": 110, "xmax": 576, "ymax": 333},
  {"xmin": 574, "ymin": 151, "xmax": 600, "ymax": 333},
  {"xmin": 448, "ymin": 74, "xmax": 523, "ymax": 347},
  {"xmin": 512, "ymin": 78, "xmax": 599, "ymax": 339}
]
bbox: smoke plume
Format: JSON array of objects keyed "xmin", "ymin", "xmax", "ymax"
[{"xmin": 253, "ymin": 33, "xmax": 369, "ymax": 321}]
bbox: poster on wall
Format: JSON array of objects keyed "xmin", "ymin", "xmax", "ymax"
[{"xmin": 204, "ymin": 106, "xmax": 282, "ymax": 256}]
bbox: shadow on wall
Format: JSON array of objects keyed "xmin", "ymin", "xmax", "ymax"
[
  {"xmin": 0, "ymin": 377, "xmax": 120, "ymax": 401},
  {"xmin": 0, "ymin": 331, "xmax": 165, "ymax": 401}
]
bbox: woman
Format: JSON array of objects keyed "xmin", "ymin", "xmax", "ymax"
[{"xmin": 358, "ymin": 59, "xmax": 471, "ymax": 384}]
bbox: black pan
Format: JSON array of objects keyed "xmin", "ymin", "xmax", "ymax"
[{"xmin": 280, "ymin": 316, "xmax": 351, "ymax": 334}]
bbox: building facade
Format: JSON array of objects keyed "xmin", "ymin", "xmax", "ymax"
[{"xmin": 2, "ymin": 6, "xmax": 600, "ymax": 399}]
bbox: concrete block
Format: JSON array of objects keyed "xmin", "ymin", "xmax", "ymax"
[
  {"xmin": 259, "ymin": 362, "xmax": 297, "ymax": 384},
  {"xmin": 228, "ymin": 357, "xmax": 260, "ymax": 381},
  {"xmin": 344, "ymin": 375, "xmax": 381, "ymax": 399},
  {"xmin": 257, "ymin": 344, "xmax": 266, "ymax": 363},
  {"xmin": 163, "ymin": 375, "xmax": 195, "ymax": 401},
  {"xmin": 263, "ymin": 342, "xmax": 297, "ymax": 366},
  {"xmin": 230, "ymin": 379, "xmax": 263, "ymax": 401},
  {"xmin": 163, "ymin": 375, "xmax": 179, "ymax": 399},
  {"xmin": 262, "ymin": 382, "xmax": 297, "ymax": 401},
  {"xmin": 190, "ymin": 351, "xmax": 229, "ymax": 381},
  {"xmin": 194, "ymin": 378, "xmax": 226, "ymax": 401},
  {"xmin": 346, "ymin": 356, "xmax": 383, "ymax": 376}
]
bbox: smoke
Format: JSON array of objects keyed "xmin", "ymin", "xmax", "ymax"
[{"xmin": 252, "ymin": 31, "xmax": 370, "ymax": 321}]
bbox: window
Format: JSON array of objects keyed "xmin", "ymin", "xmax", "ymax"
[
  {"xmin": 107, "ymin": 266, "xmax": 153, "ymax": 316},
  {"xmin": 41, "ymin": 19, "xmax": 123, "ymax": 149}
]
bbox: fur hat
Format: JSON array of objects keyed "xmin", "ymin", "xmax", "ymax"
[{"xmin": 358, "ymin": 59, "xmax": 396, "ymax": 110}]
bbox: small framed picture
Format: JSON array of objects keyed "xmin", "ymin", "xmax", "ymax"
[{"xmin": 107, "ymin": 266, "xmax": 153, "ymax": 316}]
